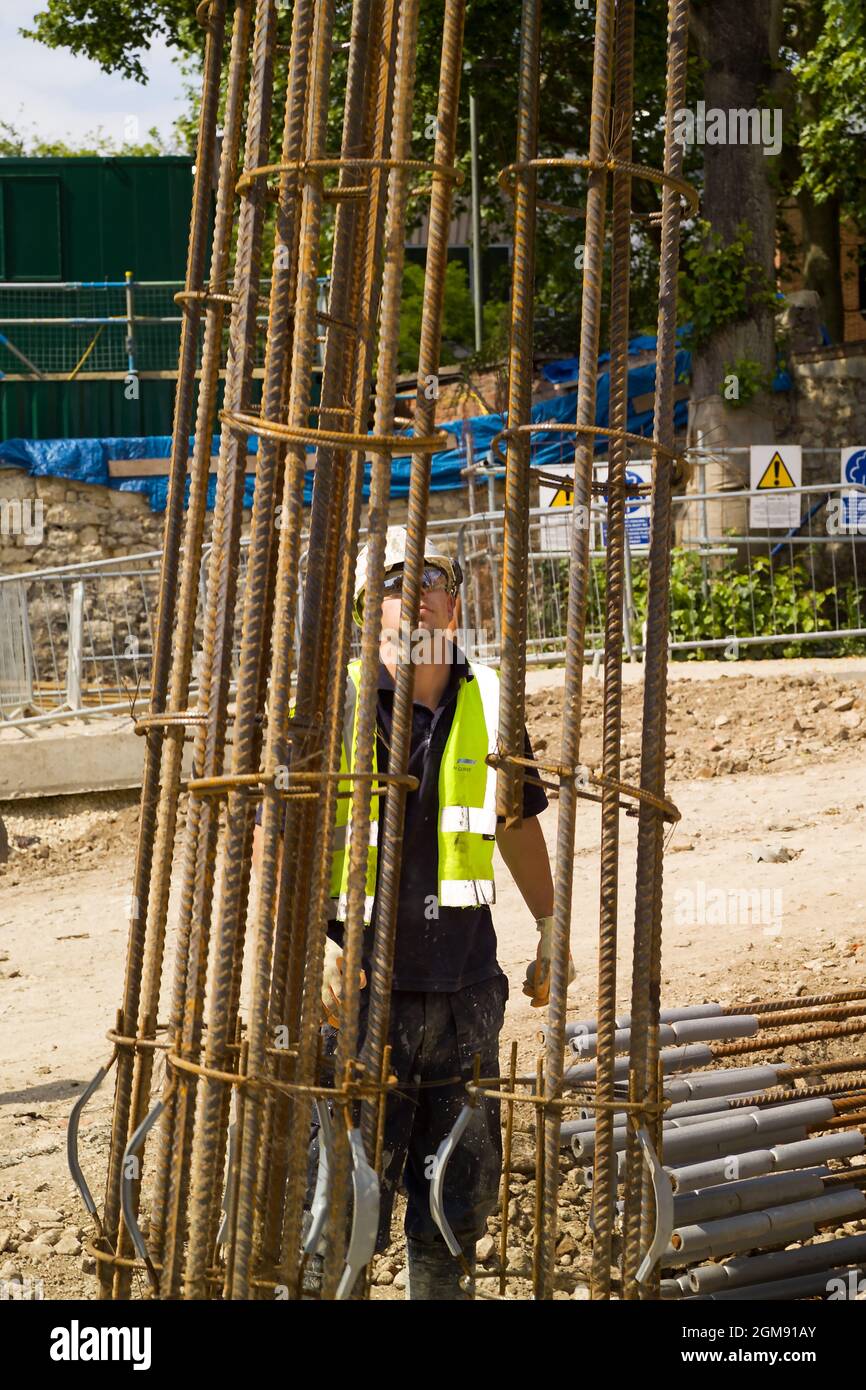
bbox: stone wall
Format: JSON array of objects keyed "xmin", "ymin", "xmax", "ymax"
[
  {"xmin": 0, "ymin": 468, "xmax": 166, "ymax": 576},
  {"xmin": 0, "ymin": 465, "xmax": 492, "ymax": 582},
  {"xmin": 781, "ymin": 346, "xmax": 866, "ymax": 479}
]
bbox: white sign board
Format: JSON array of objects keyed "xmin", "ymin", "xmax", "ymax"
[
  {"xmin": 538, "ymin": 465, "xmax": 575, "ymax": 553},
  {"xmin": 538, "ymin": 463, "xmax": 652, "ymax": 553},
  {"xmin": 595, "ymin": 462, "xmax": 652, "ymax": 550},
  {"xmin": 841, "ymin": 447, "xmax": 866, "ymax": 533},
  {"xmin": 749, "ymin": 445, "xmax": 802, "ymax": 529}
]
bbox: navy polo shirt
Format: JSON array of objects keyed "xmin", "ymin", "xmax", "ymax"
[{"xmin": 328, "ymin": 649, "xmax": 549, "ymax": 992}]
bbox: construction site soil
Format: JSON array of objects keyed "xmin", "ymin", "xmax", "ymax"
[{"xmin": 1, "ymin": 661, "xmax": 864, "ymax": 1299}]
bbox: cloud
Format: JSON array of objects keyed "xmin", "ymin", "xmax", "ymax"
[{"xmin": 1, "ymin": 2, "xmax": 188, "ymax": 147}]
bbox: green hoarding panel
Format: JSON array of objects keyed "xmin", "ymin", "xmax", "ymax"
[
  {"xmin": 0, "ymin": 379, "xmax": 181, "ymax": 440},
  {"xmin": 0, "ymin": 177, "xmax": 62, "ymax": 281},
  {"xmin": 0, "ymin": 156, "xmax": 198, "ymax": 282}
]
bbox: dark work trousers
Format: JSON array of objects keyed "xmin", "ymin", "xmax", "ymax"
[{"xmin": 306, "ymin": 973, "xmax": 508, "ymax": 1294}]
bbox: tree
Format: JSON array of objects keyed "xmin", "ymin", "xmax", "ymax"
[
  {"xmin": 779, "ymin": 0, "xmax": 866, "ymax": 343},
  {"xmin": 24, "ymin": 0, "xmax": 864, "ymax": 370},
  {"xmin": 686, "ymin": 0, "xmax": 783, "ymax": 455},
  {"xmin": 21, "ymin": 0, "xmax": 198, "ymax": 83},
  {"xmin": 22, "ymin": 0, "xmax": 682, "ymax": 351},
  {"xmin": 0, "ymin": 116, "xmax": 173, "ymax": 158}
]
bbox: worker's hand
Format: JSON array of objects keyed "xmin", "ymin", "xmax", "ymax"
[
  {"xmin": 321, "ymin": 935, "xmax": 367, "ymax": 1028},
  {"xmin": 522, "ymin": 914, "xmax": 576, "ymax": 1008}
]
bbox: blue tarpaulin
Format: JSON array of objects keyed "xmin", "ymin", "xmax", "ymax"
[{"xmin": 1, "ymin": 349, "xmax": 693, "ymax": 512}]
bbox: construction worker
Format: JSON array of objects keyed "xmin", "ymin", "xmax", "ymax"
[{"xmin": 305, "ymin": 524, "xmax": 574, "ymax": 1299}]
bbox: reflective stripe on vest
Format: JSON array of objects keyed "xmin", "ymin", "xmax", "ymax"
[
  {"xmin": 436, "ymin": 659, "xmax": 499, "ymax": 908},
  {"xmin": 330, "ymin": 660, "xmax": 378, "ymax": 921},
  {"xmin": 332, "ymin": 657, "xmax": 499, "ymax": 922}
]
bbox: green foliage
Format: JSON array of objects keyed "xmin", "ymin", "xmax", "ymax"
[
  {"xmin": 21, "ymin": 0, "xmax": 866, "ymax": 360},
  {"xmin": 0, "ymin": 117, "xmax": 173, "ymax": 158},
  {"xmin": 21, "ymin": 0, "xmax": 198, "ymax": 83},
  {"xmin": 785, "ymin": 0, "xmax": 866, "ymax": 230},
  {"xmin": 397, "ymin": 259, "xmax": 476, "ymax": 372},
  {"xmin": 628, "ymin": 550, "xmax": 865, "ymax": 658},
  {"xmin": 679, "ymin": 221, "xmax": 778, "ymax": 352},
  {"xmin": 718, "ymin": 356, "xmax": 774, "ymax": 409}
]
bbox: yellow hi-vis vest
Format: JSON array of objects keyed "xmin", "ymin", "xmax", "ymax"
[{"xmin": 330, "ymin": 657, "xmax": 501, "ymax": 923}]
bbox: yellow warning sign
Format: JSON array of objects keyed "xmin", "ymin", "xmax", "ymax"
[
  {"xmin": 550, "ymin": 487, "xmax": 571, "ymax": 507},
  {"xmin": 756, "ymin": 450, "xmax": 796, "ymax": 490}
]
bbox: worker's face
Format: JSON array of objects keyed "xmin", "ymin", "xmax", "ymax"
[{"xmin": 377, "ymin": 565, "xmax": 456, "ymax": 654}]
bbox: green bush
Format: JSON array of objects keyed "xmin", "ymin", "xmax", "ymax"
[{"xmin": 628, "ymin": 550, "xmax": 865, "ymax": 658}]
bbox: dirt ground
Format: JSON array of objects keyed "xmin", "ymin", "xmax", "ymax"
[{"xmin": 1, "ymin": 659, "xmax": 865, "ymax": 1300}]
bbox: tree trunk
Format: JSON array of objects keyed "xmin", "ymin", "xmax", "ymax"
[
  {"xmin": 689, "ymin": 0, "xmax": 781, "ymax": 468},
  {"xmin": 796, "ymin": 189, "xmax": 843, "ymax": 342}
]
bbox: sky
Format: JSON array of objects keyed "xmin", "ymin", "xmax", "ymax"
[{"xmin": 1, "ymin": 1, "xmax": 189, "ymax": 149}]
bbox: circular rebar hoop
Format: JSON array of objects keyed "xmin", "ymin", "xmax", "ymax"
[
  {"xmin": 236, "ymin": 154, "xmax": 465, "ymax": 197},
  {"xmin": 490, "ymin": 421, "xmax": 685, "ymax": 469},
  {"xmin": 166, "ymin": 1049, "xmax": 395, "ymax": 1106},
  {"xmin": 499, "ymin": 155, "xmax": 699, "ymax": 216},
  {"xmin": 533, "ymin": 467, "xmax": 649, "ymax": 496},
  {"xmin": 185, "ymin": 767, "xmax": 419, "ymax": 798},
  {"xmin": 464, "ymin": 1078, "xmax": 667, "ymax": 1117},
  {"xmin": 488, "ymin": 751, "xmax": 681, "ymax": 824},
  {"xmin": 174, "ymin": 288, "xmax": 237, "ymax": 309},
  {"xmin": 133, "ymin": 711, "xmax": 209, "ymax": 734},
  {"xmin": 220, "ymin": 408, "xmax": 447, "ymax": 455},
  {"xmin": 86, "ymin": 1239, "xmax": 228, "ymax": 1287}
]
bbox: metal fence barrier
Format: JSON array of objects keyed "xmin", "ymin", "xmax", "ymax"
[
  {"xmin": 0, "ymin": 277, "xmax": 331, "ymax": 378},
  {"xmin": 1, "ymin": 480, "xmax": 864, "ymax": 728}
]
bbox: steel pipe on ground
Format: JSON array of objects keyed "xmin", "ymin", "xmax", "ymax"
[
  {"xmin": 668, "ymin": 1130, "xmax": 866, "ymax": 1194},
  {"xmin": 664, "ymin": 1187, "xmax": 866, "ymax": 1266},
  {"xmin": 569, "ymin": 1015, "xmax": 758, "ymax": 1057},
  {"xmin": 556, "ymin": 1003, "xmax": 725, "ymax": 1043},
  {"xmin": 687, "ymin": 1233, "xmax": 866, "ymax": 1295},
  {"xmin": 692, "ymin": 1263, "xmax": 866, "ymax": 1302}
]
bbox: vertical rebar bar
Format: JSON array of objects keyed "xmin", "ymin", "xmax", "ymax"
[
  {"xmin": 359, "ymin": 0, "xmax": 467, "ymax": 1159},
  {"xmin": 496, "ymin": 0, "xmax": 541, "ymax": 827},
  {"xmin": 589, "ymin": 0, "xmax": 634, "ymax": 1302},
  {"xmin": 620, "ymin": 0, "xmax": 690, "ymax": 1301},
  {"xmin": 539, "ymin": 0, "xmax": 616, "ymax": 1304},
  {"xmin": 142, "ymin": 0, "xmax": 255, "ymax": 1288},
  {"xmin": 175, "ymin": 0, "xmax": 280, "ymax": 1300},
  {"xmin": 98, "ymin": 0, "xmax": 228, "ymax": 1300},
  {"xmin": 225, "ymin": 0, "xmax": 341, "ymax": 1301},
  {"xmin": 321, "ymin": 0, "xmax": 416, "ymax": 1301}
]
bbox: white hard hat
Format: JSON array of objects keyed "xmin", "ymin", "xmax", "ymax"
[{"xmin": 353, "ymin": 524, "xmax": 462, "ymax": 625}]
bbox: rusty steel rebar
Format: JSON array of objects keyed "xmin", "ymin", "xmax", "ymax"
[
  {"xmin": 172, "ymin": 0, "xmax": 282, "ymax": 1301},
  {"xmin": 620, "ymin": 0, "xmax": 690, "ymax": 1302},
  {"xmin": 589, "ymin": 0, "xmax": 635, "ymax": 1302},
  {"xmin": 85, "ymin": 0, "xmax": 712, "ymax": 1304},
  {"xmin": 358, "ymin": 0, "xmax": 467, "ymax": 1153},
  {"xmin": 98, "ymin": 0, "xmax": 230, "ymax": 1300},
  {"xmin": 321, "ymin": 0, "xmax": 416, "ymax": 1301},
  {"xmin": 141, "ymin": 0, "xmax": 257, "ymax": 1295},
  {"xmin": 255, "ymin": 0, "xmax": 384, "ymax": 1287},
  {"xmin": 496, "ymin": 0, "xmax": 541, "ymax": 828}
]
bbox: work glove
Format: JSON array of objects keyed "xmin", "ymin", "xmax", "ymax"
[
  {"xmin": 321, "ymin": 935, "xmax": 367, "ymax": 1028},
  {"xmin": 522, "ymin": 914, "xmax": 576, "ymax": 1008}
]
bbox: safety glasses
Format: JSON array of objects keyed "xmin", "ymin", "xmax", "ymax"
[{"xmin": 381, "ymin": 565, "xmax": 450, "ymax": 599}]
